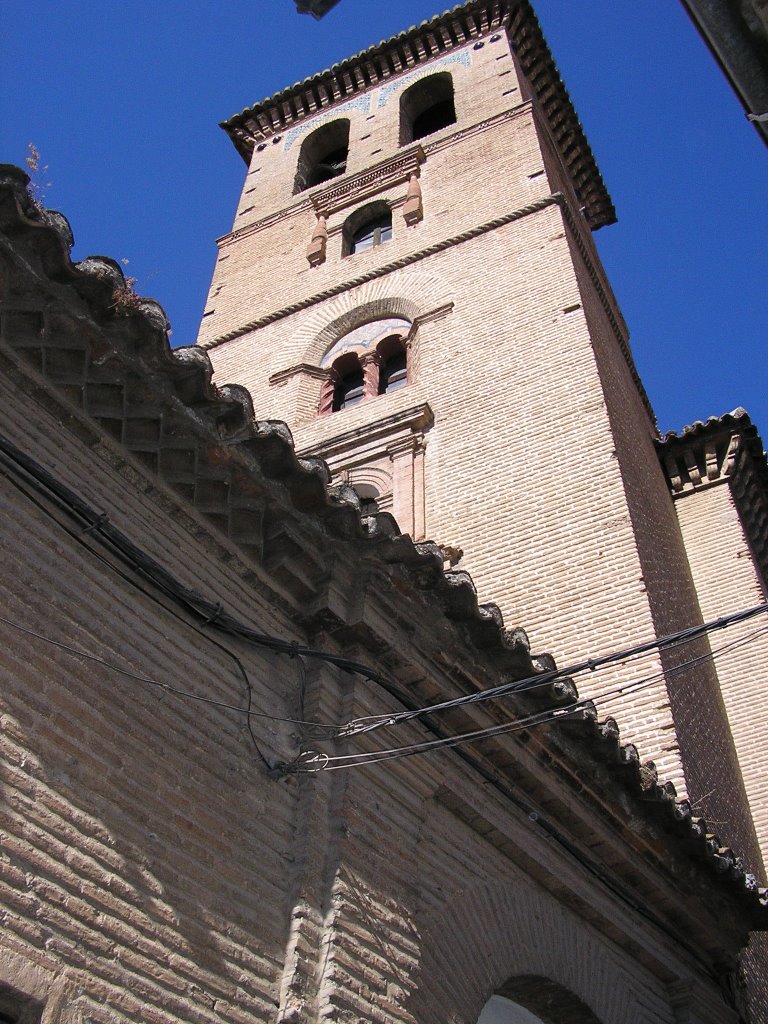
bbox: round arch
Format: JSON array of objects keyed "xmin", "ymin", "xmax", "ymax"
[
  {"xmin": 319, "ymin": 317, "xmax": 411, "ymax": 368},
  {"xmin": 293, "ymin": 118, "xmax": 350, "ymax": 193},
  {"xmin": 302, "ymin": 297, "xmax": 422, "ymax": 367},
  {"xmin": 291, "ymin": 264, "xmax": 452, "ymax": 369},
  {"xmin": 407, "ymin": 879, "xmax": 637, "ymax": 1024},
  {"xmin": 479, "ymin": 977, "xmax": 606, "ymax": 1024},
  {"xmin": 347, "ymin": 464, "xmax": 392, "ymax": 496}
]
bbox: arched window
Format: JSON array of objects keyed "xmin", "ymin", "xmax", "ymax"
[
  {"xmin": 478, "ymin": 977, "xmax": 605, "ymax": 1024},
  {"xmin": 331, "ymin": 354, "xmax": 365, "ymax": 412},
  {"xmin": 0, "ymin": 982, "xmax": 43, "ymax": 1024},
  {"xmin": 355, "ymin": 484, "xmax": 380, "ymax": 516},
  {"xmin": 477, "ymin": 996, "xmax": 544, "ymax": 1024},
  {"xmin": 377, "ymin": 335, "xmax": 408, "ymax": 395},
  {"xmin": 318, "ymin": 317, "xmax": 412, "ymax": 415},
  {"xmin": 294, "ymin": 119, "xmax": 350, "ymax": 194},
  {"xmin": 400, "ymin": 73, "xmax": 456, "ymax": 145},
  {"xmin": 343, "ymin": 202, "xmax": 393, "ymax": 256}
]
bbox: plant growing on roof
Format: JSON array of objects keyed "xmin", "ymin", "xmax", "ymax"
[{"xmin": 24, "ymin": 144, "xmax": 51, "ymax": 211}]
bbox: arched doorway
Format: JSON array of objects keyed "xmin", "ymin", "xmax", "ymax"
[
  {"xmin": 478, "ymin": 994, "xmax": 545, "ymax": 1024},
  {"xmin": 476, "ymin": 976, "xmax": 605, "ymax": 1024}
]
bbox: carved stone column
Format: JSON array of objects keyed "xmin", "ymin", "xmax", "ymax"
[
  {"xmin": 317, "ymin": 368, "xmax": 338, "ymax": 416},
  {"xmin": 360, "ymin": 351, "xmax": 382, "ymax": 399},
  {"xmin": 412, "ymin": 436, "xmax": 426, "ymax": 540},
  {"xmin": 402, "ymin": 334, "xmax": 414, "ymax": 384},
  {"xmin": 306, "ymin": 213, "xmax": 328, "ymax": 266},
  {"xmin": 388, "ymin": 438, "xmax": 417, "ymax": 537},
  {"xmin": 403, "ymin": 173, "xmax": 423, "ymax": 225}
]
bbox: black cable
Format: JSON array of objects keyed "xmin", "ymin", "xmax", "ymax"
[
  {"xmin": 341, "ymin": 601, "xmax": 768, "ymax": 737},
  {"xmin": 0, "ymin": 613, "xmax": 336, "ymax": 735},
  {"xmin": 282, "ymin": 624, "xmax": 768, "ymax": 772},
  {"xmin": 0, "ymin": 436, "xmax": 756, "ymax": 983},
  {"xmin": 0, "ymin": 430, "xmax": 385, "ymax": 689},
  {"xmin": 0, "ymin": 433, "xmax": 408, "ymax": 695},
  {"xmin": 5, "ymin": 431, "xmax": 765, "ymax": 759},
  {"xmin": 1, "ymin": 459, "xmax": 341, "ymax": 758},
  {"xmin": 275, "ymin": 625, "xmax": 768, "ymax": 979}
]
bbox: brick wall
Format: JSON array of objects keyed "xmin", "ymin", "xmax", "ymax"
[
  {"xmin": 0, "ymin": 349, "xmax": 751, "ymax": 1024},
  {"xmin": 1, "ymin": 156, "xmax": 763, "ymax": 1022},
  {"xmin": 0, "ymin": 371, "xmax": 302, "ymax": 1022},
  {"xmin": 200, "ymin": 11, "xmax": 768, "ymax": 886},
  {"xmin": 675, "ymin": 483, "xmax": 768, "ymax": 871},
  {"xmin": 197, "ymin": 37, "xmax": 537, "ymax": 351},
  {"xmin": 661, "ymin": 425, "xmax": 768, "ymax": 1014}
]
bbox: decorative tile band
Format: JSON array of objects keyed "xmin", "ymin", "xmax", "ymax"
[
  {"xmin": 320, "ymin": 317, "xmax": 411, "ymax": 366},
  {"xmin": 376, "ymin": 50, "xmax": 473, "ymax": 108},
  {"xmin": 284, "ymin": 95, "xmax": 372, "ymax": 152}
]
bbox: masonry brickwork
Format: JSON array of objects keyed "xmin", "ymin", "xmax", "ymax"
[
  {"xmin": 199, "ymin": 1, "xmax": 764, "ymax": 900},
  {"xmin": 676, "ymin": 484, "xmax": 768, "ymax": 850},
  {"xmin": 3, "ymin": 1, "xmax": 768, "ymax": 1021},
  {"xmin": 196, "ymin": 3, "xmax": 768, "ymax": 1014},
  {"xmin": 661, "ymin": 415, "xmax": 768, "ymax": 876},
  {"xmin": 2, "ymin": 163, "xmax": 765, "ymax": 1023}
]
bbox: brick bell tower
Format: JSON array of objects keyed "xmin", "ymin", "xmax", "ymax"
[{"xmin": 196, "ymin": 0, "xmax": 764, "ymax": 888}]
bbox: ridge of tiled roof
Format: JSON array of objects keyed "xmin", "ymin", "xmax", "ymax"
[
  {"xmin": 220, "ymin": 0, "xmax": 616, "ymax": 230},
  {"xmin": 659, "ymin": 407, "xmax": 766, "ymax": 449},
  {"xmin": 0, "ymin": 163, "xmax": 765, "ymax": 925}
]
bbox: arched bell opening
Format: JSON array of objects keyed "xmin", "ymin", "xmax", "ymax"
[
  {"xmin": 294, "ymin": 119, "xmax": 350, "ymax": 193},
  {"xmin": 400, "ymin": 72, "xmax": 456, "ymax": 145}
]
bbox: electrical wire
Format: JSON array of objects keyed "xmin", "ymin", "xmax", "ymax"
[
  {"xmin": 279, "ymin": 623, "xmax": 768, "ymax": 773},
  {"xmin": 0, "ymin": 430, "xmax": 388, "ymax": 756},
  {"xmin": 0, "ymin": 455, "xmax": 344, "ymax": 770},
  {"xmin": 4, "ymin": 429, "xmax": 768, "ymax": 772},
  {"xmin": 0, "ymin": 433, "xmax": 401, "ymax": 690},
  {"xmin": 4, "ymin": 430, "xmax": 767, "ymax": 762},
  {"xmin": 1, "ymin": 433, "xmax": 759, "ymax": 978},
  {"xmin": 340, "ymin": 601, "xmax": 768, "ymax": 738},
  {"xmin": 0, "ymin": 613, "xmax": 339, "ymax": 736},
  {"xmin": 271, "ymin": 625, "xmax": 768, "ymax": 975},
  {"xmin": 312, "ymin": 626, "xmax": 768, "ymax": 771}
]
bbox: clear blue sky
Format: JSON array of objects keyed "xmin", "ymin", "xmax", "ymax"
[{"xmin": 2, "ymin": 0, "xmax": 766, "ymax": 436}]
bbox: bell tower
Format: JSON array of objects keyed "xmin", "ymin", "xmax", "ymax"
[{"xmin": 196, "ymin": 0, "xmax": 763, "ymax": 885}]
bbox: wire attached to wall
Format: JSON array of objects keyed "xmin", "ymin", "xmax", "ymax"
[
  {"xmin": 0, "ymin": 613, "xmax": 338, "ymax": 735},
  {"xmin": 0, "ymin": 431, "xmax": 419, "ymax": 732},
  {"xmin": 3, "ymin": 428, "xmax": 767, "ymax": 771},
  {"xmin": 2, "ymin": 431, "xmax": 764, "ymax": 981},
  {"xmin": 337, "ymin": 601, "xmax": 768, "ymax": 739},
  {"xmin": 277, "ymin": 623, "xmax": 768, "ymax": 774},
  {"xmin": 0, "ymin": 437, "xmax": 343, "ymax": 770}
]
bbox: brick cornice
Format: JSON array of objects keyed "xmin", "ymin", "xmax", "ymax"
[
  {"xmin": 219, "ymin": 0, "xmax": 614, "ymax": 228},
  {"xmin": 216, "ymin": 104, "xmax": 535, "ymax": 251},
  {"xmin": 204, "ymin": 193, "xmax": 563, "ymax": 349},
  {"xmin": 297, "ymin": 402, "xmax": 434, "ymax": 461},
  {"xmin": 310, "ymin": 145, "xmax": 424, "ymax": 217},
  {"xmin": 658, "ymin": 411, "xmax": 768, "ymax": 497},
  {"xmin": 204, "ymin": 192, "xmax": 649, "ymax": 419},
  {"xmin": 658, "ymin": 411, "xmax": 768, "ymax": 586},
  {"xmin": 268, "ymin": 362, "xmax": 330, "ymax": 387}
]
